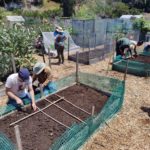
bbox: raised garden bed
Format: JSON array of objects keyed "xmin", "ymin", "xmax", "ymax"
[
  {"xmin": 112, "ymin": 54, "xmax": 150, "ymax": 77},
  {"xmin": 68, "ymin": 45, "xmax": 112, "ymax": 65},
  {"xmin": 0, "ymin": 84, "xmax": 108, "ymax": 150},
  {"xmin": 128, "ymin": 54, "xmax": 150, "ymax": 64}
]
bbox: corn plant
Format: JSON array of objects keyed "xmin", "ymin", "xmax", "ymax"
[{"xmin": 0, "ymin": 24, "xmax": 37, "ymax": 79}]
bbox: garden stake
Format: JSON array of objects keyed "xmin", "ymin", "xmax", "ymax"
[
  {"xmin": 36, "ymin": 106, "xmax": 70, "ymax": 129},
  {"xmin": 67, "ymin": 37, "xmax": 70, "ymax": 59},
  {"xmin": 124, "ymin": 59, "xmax": 129, "ymax": 82},
  {"xmin": 92, "ymin": 106, "xmax": 95, "ymax": 116},
  {"xmin": 45, "ymin": 98, "xmax": 86, "ymax": 124},
  {"xmin": 55, "ymin": 93, "xmax": 91, "ymax": 115},
  {"xmin": 14, "ymin": 125, "xmax": 23, "ymax": 150},
  {"xmin": 40, "ymin": 84, "xmax": 44, "ymax": 98},
  {"xmin": 76, "ymin": 51, "xmax": 79, "ymax": 84},
  {"xmin": 10, "ymin": 98, "xmax": 63, "ymax": 126},
  {"xmin": 11, "ymin": 53, "xmax": 16, "ymax": 73},
  {"xmin": 48, "ymin": 48, "xmax": 51, "ymax": 68}
]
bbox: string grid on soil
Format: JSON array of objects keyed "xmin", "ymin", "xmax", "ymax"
[{"xmin": 0, "ymin": 84, "xmax": 109, "ymax": 150}]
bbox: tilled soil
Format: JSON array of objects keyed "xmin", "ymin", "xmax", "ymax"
[
  {"xmin": 0, "ymin": 84, "xmax": 108, "ymax": 150},
  {"xmin": 129, "ymin": 55, "xmax": 150, "ymax": 64}
]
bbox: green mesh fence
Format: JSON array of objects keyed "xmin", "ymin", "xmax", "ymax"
[
  {"xmin": 112, "ymin": 53, "xmax": 150, "ymax": 77},
  {"xmin": 0, "ymin": 73, "xmax": 76, "ymax": 116},
  {"xmin": 0, "ymin": 72, "xmax": 124, "ymax": 150},
  {"xmin": 0, "ymin": 132, "xmax": 16, "ymax": 150},
  {"xmin": 49, "ymin": 72, "xmax": 125, "ymax": 150}
]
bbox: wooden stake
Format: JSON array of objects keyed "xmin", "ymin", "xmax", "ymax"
[
  {"xmin": 67, "ymin": 37, "xmax": 70, "ymax": 59},
  {"xmin": 11, "ymin": 53, "xmax": 16, "ymax": 73},
  {"xmin": 76, "ymin": 52, "xmax": 79, "ymax": 83},
  {"xmin": 39, "ymin": 84, "xmax": 44, "ymax": 98},
  {"xmin": 48, "ymin": 48, "xmax": 51, "ymax": 68},
  {"xmin": 14, "ymin": 125, "xmax": 23, "ymax": 150},
  {"xmin": 92, "ymin": 106, "xmax": 95, "ymax": 116},
  {"xmin": 124, "ymin": 59, "xmax": 129, "ymax": 82}
]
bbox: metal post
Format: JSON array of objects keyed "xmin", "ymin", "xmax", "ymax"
[
  {"xmin": 67, "ymin": 37, "xmax": 70, "ymax": 59},
  {"xmin": 76, "ymin": 52, "xmax": 79, "ymax": 84},
  {"xmin": 11, "ymin": 53, "xmax": 16, "ymax": 73},
  {"xmin": 48, "ymin": 48, "xmax": 51, "ymax": 68},
  {"xmin": 14, "ymin": 125, "xmax": 23, "ymax": 150}
]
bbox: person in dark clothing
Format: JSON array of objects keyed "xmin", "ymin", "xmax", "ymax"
[{"xmin": 116, "ymin": 37, "xmax": 143, "ymax": 57}]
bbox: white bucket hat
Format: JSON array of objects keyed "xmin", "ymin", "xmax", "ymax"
[
  {"xmin": 56, "ymin": 26, "xmax": 63, "ymax": 33},
  {"xmin": 33, "ymin": 62, "xmax": 46, "ymax": 75}
]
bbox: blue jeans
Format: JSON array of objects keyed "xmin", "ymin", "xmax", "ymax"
[
  {"xmin": 34, "ymin": 82, "xmax": 57, "ymax": 95},
  {"xmin": 43, "ymin": 82, "xmax": 57, "ymax": 95}
]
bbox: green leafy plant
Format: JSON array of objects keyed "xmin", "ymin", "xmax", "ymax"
[{"xmin": 0, "ymin": 24, "xmax": 37, "ymax": 78}]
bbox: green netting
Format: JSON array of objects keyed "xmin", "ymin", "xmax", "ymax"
[
  {"xmin": 49, "ymin": 72, "xmax": 125, "ymax": 150},
  {"xmin": 112, "ymin": 57, "xmax": 150, "ymax": 77},
  {"xmin": 0, "ymin": 132, "xmax": 16, "ymax": 150},
  {"xmin": 0, "ymin": 73, "xmax": 76, "ymax": 116}
]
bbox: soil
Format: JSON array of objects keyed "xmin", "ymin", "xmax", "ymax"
[
  {"xmin": 0, "ymin": 84, "xmax": 108, "ymax": 150},
  {"xmin": 129, "ymin": 55, "xmax": 150, "ymax": 64}
]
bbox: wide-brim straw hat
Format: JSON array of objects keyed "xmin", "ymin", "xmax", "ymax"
[
  {"xmin": 56, "ymin": 26, "xmax": 64, "ymax": 33},
  {"xmin": 33, "ymin": 62, "xmax": 46, "ymax": 75}
]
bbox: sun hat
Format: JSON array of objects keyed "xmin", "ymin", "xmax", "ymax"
[
  {"xmin": 33, "ymin": 62, "xmax": 46, "ymax": 75},
  {"xmin": 129, "ymin": 44, "xmax": 135, "ymax": 50},
  {"xmin": 56, "ymin": 26, "xmax": 63, "ymax": 33},
  {"xmin": 18, "ymin": 68, "xmax": 30, "ymax": 81}
]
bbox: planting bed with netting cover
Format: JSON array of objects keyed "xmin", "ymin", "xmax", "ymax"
[
  {"xmin": 0, "ymin": 72, "xmax": 125, "ymax": 150},
  {"xmin": 68, "ymin": 43, "xmax": 112, "ymax": 65},
  {"xmin": 112, "ymin": 53, "xmax": 150, "ymax": 77}
]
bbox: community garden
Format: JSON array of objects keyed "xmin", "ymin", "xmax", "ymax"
[{"xmin": 0, "ymin": 7, "xmax": 150, "ymax": 150}]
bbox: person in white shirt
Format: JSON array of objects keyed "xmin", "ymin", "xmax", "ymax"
[{"xmin": 5, "ymin": 68, "xmax": 37, "ymax": 111}]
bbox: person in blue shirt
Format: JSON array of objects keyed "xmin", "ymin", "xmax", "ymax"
[{"xmin": 54, "ymin": 26, "xmax": 67, "ymax": 64}]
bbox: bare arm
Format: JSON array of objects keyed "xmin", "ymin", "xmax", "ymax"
[
  {"xmin": 28, "ymin": 84, "xmax": 37, "ymax": 111},
  {"xmin": 6, "ymin": 88, "xmax": 23, "ymax": 105}
]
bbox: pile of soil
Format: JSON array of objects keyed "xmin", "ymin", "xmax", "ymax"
[{"xmin": 0, "ymin": 84, "xmax": 108, "ymax": 150}]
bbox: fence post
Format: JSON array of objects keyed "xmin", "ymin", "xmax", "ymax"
[
  {"xmin": 40, "ymin": 84, "xmax": 44, "ymax": 98},
  {"xmin": 67, "ymin": 37, "xmax": 70, "ymax": 60},
  {"xmin": 48, "ymin": 48, "xmax": 51, "ymax": 68},
  {"xmin": 14, "ymin": 125, "xmax": 23, "ymax": 150},
  {"xmin": 76, "ymin": 52, "xmax": 79, "ymax": 84}
]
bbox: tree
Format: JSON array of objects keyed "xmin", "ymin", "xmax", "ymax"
[{"xmin": 62, "ymin": 0, "xmax": 76, "ymax": 17}]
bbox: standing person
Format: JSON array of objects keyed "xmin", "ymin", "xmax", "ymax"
[
  {"xmin": 55, "ymin": 27, "xmax": 67, "ymax": 64},
  {"xmin": 54, "ymin": 26, "xmax": 66, "ymax": 59},
  {"xmin": 115, "ymin": 37, "xmax": 143, "ymax": 58},
  {"xmin": 5, "ymin": 68, "xmax": 37, "ymax": 111},
  {"xmin": 32, "ymin": 62, "xmax": 56, "ymax": 95}
]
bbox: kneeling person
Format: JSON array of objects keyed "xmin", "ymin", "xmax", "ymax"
[
  {"xmin": 32, "ymin": 62, "xmax": 56, "ymax": 95},
  {"xmin": 5, "ymin": 68, "xmax": 37, "ymax": 111}
]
